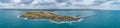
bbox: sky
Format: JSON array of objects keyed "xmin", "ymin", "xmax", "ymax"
[{"xmin": 0, "ymin": 0, "xmax": 120, "ymax": 10}]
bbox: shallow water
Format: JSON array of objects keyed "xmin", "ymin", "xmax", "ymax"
[{"xmin": 0, "ymin": 10, "xmax": 120, "ymax": 28}]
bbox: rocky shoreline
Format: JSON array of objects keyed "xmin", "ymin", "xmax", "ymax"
[{"xmin": 19, "ymin": 12, "xmax": 81, "ymax": 22}]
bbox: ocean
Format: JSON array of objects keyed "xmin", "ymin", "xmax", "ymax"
[{"xmin": 0, "ymin": 10, "xmax": 120, "ymax": 28}]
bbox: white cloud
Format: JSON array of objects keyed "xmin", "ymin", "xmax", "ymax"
[
  {"xmin": 0, "ymin": 0, "xmax": 120, "ymax": 10},
  {"xmin": 12, "ymin": 0, "xmax": 21, "ymax": 3}
]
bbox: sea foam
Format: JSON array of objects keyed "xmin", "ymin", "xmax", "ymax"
[
  {"xmin": 17, "ymin": 15, "xmax": 83, "ymax": 24},
  {"xmin": 17, "ymin": 15, "xmax": 28, "ymax": 19},
  {"xmin": 49, "ymin": 18, "xmax": 84, "ymax": 24}
]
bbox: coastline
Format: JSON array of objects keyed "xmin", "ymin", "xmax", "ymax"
[
  {"xmin": 17, "ymin": 15, "xmax": 83, "ymax": 24},
  {"xmin": 17, "ymin": 15, "xmax": 28, "ymax": 20},
  {"xmin": 49, "ymin": 18, "xmax": 83, "ymax": 24}
]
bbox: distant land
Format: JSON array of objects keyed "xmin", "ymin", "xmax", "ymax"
[{"xmin": 0, "ymin": 9, "xmax": 102, "ymax": 11}]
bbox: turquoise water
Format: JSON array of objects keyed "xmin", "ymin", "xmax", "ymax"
[{"xmin": 0, "ymin": 10, "xmax": 120, "ymax": 28}]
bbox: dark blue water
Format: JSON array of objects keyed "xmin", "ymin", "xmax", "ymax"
[{"xmin": 0, "ymin": 10, "xmax": 120, "ymax": 28}]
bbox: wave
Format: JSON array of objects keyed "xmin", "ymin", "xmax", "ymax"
[
  {"xmin": 49, "ymin": 18, "xmax": 84, "ymax": 24},
  {"xmin": 17, "ymin": 15, "xmax": 28, "ymax": 19},
  {"xmin": 17, "ymin": 15, "xmax": 84, "ymax": 24}
]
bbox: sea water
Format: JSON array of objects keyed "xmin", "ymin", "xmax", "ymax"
[{"xmin": 0, "ymin": 10, "xmax": 120, "ymax": 28}]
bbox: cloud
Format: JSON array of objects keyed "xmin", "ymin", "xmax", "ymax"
[{"xmin": 0, "ymin": 0, "xmax": 120, "ymax": 10}]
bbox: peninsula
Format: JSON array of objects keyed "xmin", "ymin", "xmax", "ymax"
[{"xmin": 19, "ymin": 12, "xmax": 81, "ymax": 22}]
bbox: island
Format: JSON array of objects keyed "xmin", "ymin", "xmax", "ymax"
[{"xmin": 19, "ymin": 12, "xmax": 81, "ymax": 22}]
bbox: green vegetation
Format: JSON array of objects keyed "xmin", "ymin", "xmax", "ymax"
[{"xmin": 20, "ymin": 12, "xmax": 80, "ymax": 22}]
